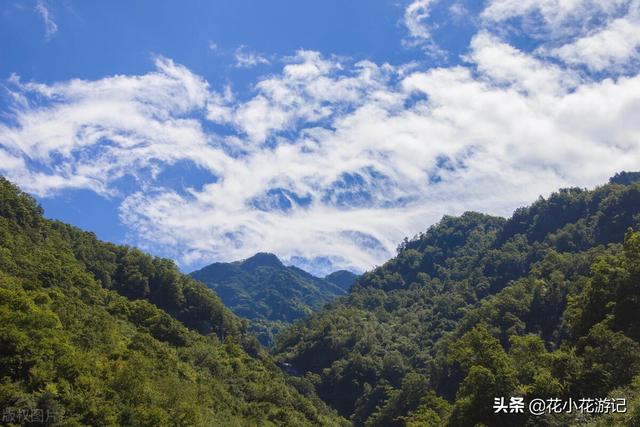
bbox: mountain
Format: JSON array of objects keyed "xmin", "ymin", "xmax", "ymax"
[
  {"xmin": 190, "ymin": 253, "xmax": 348, "ymax": 346},
  {"xmin": 0, "ymin": 177, "xmax": 347, "ymax": 426},
  {"xmin": 5, "ymin": 172, "xmax": 640, "ymax": 427},
  {"xmin": 324, "ymin": 270, "xmax": 359, "ymax": 291},
  {"xmin": 274, "ymin": 173, "xmax": 640, "ymax": 426}
]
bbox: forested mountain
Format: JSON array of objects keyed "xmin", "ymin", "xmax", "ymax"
[
  {"xmin": 0, "ymin": 177, "xmax": 347, "ymax": 426},
  {"xmin": 4, "ymin": 171, "xmax": 640, "ymax": 427},
  {"xmin": 190, "ymin": 254, "xmax": 351, "ymax": 346},
  {"xmin": 274, "ymin": 172, "xmax": 640, "ymax": 426},
  {"xmin": 324, "ymin": 270, "xmax": 359, "ymax": 292}
]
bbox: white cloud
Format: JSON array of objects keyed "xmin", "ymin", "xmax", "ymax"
[
  {"xmin": 404, "ymin": 0, "xmax": 436, "ymax": 39},
  {"xmin": 2, "ymin": 4, "xmax": 640, "ymax": 275},
  {"xmin": 35, "ymin": 0, "xmax": 58, "ymax": 41},
  {"xmin": 549, "ymin": 10, "xmax": 640, "ymax": 71},
  {"xmin": 468, "ymin": 32, "xmax": 580, "ymax": 95},
  {"xmin": 482, "ymin": 0, "xmax": 630, "ymax": 33},
  {"xmin": 402, "ymin": 0, "xmax": 446, "ymax": 56},
  {"xmin": 211, "ymin": 50, "xmax": 395, "ymax": 143},
  {"xmin": 0, "ymin": 57, "xmax": 217, "ymax": 195},
  {"xmin": 482, "ymin": 0, "xmax": 640, "ymax": 72},
  {"xmin": 234, "ymin": 45, "xmax": 271, "ymax": 68},
  {"xmin": 448, "ymin": 2, "xmax": 468, "ymax": 19}
]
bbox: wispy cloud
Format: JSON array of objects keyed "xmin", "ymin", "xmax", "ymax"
[
  {"xmin": 35, "ymin": 0, "xmax": 58, "ymax": 41},
  {"xmin": 0, "ymin": 57, "xmax": 213, "ymax": 196},
  {"xmin": 234, "ymin": 45, "xmax": 270, "ymax": 68},
  {"xmin": 402, "ymin": 0, "xmax": 445, "ymax": 56},
  {"xmin": 404, "ymin": 0, "xmax": 435, "ymax": 39},
  {"xmin": 548, "ymin": 8, "xmax": 640, "ymax": 72},
  {"xmin": 482, "ymin": 0, "xmax": 640, "ymax": 72}
]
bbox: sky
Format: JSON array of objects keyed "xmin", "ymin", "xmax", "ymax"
[{"xmin": 1, "ymin": 0, "xmax": 640, "ymax": 276}]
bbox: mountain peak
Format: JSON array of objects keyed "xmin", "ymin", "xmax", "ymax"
[
  {"xmin": 190, "ymin": 251, "xmax": 345, "ymax": 346},
  {"xmin": 241, "ymin": 252, "xmax": 284, "ymax": 270},
  {"xmin": 324, "ymin": 270, "xmax": 358, "ymax": 291}
]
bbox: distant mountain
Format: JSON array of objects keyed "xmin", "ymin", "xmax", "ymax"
[
  {"xmin": 190, "ymin": 253, "xmax": 349, "ymax": 346},
  {"xmin": 324, "ymin": 270, "xmax": 358, "ymax": 291}
]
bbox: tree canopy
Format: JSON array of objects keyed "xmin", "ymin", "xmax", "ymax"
[
  {"xmin": 274, "ymin": 175, "xmax": 640, "ymax": 426},
  {"xmin": 0, "ymin": 177, "xmax": 347, "ymax": 426}
]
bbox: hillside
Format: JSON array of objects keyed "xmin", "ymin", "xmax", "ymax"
[
  {"xmin": 190, "ymin": 254, "xmax": 352, "ymax": 346},
  {"xmin": 274, "ymin": 172, "xmax": 640, "ymax": 426},
  {"xmin": 324, "ymin": 270, "xmax": 359, "ymax": 292},
  {"xmin": 4, "ymin": 171, "xmax": 640, "ymax": 426},
  {"xmin": 0, "ymin": 177, "xmax": 347, "ymax": 426}
]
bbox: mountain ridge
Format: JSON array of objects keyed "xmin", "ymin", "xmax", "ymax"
[
  {"xmin": 324, "ymin": 269, "xmax": 359, "ymax": 292},
  {"xmin": 274, "ymin": 173, "xmax": 640, "ymax": 426},
  {"xmin": 3, "ymin": 172, "xmax": 640, "ymax": 426},
  {"xmin": 190, "ymin": 252, "xmax": 356, "ymax": 346}
]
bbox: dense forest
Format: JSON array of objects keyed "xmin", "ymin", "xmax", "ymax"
[
  {"xmin": 2, "ymin": 172, "xmax": 640, "ymax": 426},
  {"xmin": 0, "ymin": 177, "xmax": 347, "ymax": 426},
  {"xmin": 274, "ymin": 172, "xmax": 640, "ymax": 426},
  {"xmin": 324, "ymin": 271, "xmax": 360, "ymax": 293},
  {"xmin": 190, "ymin": 254, "xmax": 356, "ymax": 346}
]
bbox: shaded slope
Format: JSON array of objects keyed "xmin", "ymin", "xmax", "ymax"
[
  {"xmin": 324, "ymin": 270, "xmax": 359, "ymax": 292},
  {"xmin": 191, "ymin": 253, "xmax": 347, "ymax": 346}
]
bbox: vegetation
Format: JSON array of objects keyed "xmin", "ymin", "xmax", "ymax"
[
  {"xmin": 191, "ymin": 254, "xmax": 354, "ymax": 346},
  {"xmin": 3, "ymin": 171, "xmax": 640, "ymax": 426},
  {"xmin": 324, "ymin": 271, "xmax": 359, "ymax": 292},
  {"xmin": 0, "ymin": 177, "xmax": 347, "ymax": 426},
  {"xmin": 274, "ymin": 173, "xmax": 640, "ymax": 426}
]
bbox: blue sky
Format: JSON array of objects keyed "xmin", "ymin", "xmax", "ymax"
[{"xmin": 1, "ymin": 0, "xmax": 640, "ymax": 275}]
